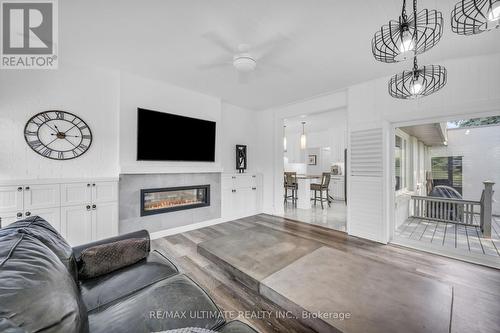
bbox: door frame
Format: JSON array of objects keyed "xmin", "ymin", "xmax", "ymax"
[
  {"xmin": 271, "ymin": 101, "xmax": 349, "ymax": 231},
  {"xmin": 388, "ymin": 109, "xmax": 500, "ymax": 242}
]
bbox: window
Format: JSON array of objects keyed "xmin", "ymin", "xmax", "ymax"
[
  {"xmin": 395, "ymin": 135, "xmax": 407, "ymax": 191},
  {"xmin": 431, "ymin": 156, "xmax": 463, "ymax": 194}
]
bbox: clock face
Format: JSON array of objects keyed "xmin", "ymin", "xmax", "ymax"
[{"xmin": 24, "ymin": 111, "xmax": 92, "ymax": 160}]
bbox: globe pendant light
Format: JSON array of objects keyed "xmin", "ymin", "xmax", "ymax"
[
  {"xmin": 300, "ymin": 122, "xmax": 307, "ymax": 150},
  {"xmin": 451, "ymin": 0, "xmax": 500, "ymax": 35},
  {"xmin": 372, "ymin": 0, "xmax": 444, "ymax": 63},
  {"xmin": 389, "ymin": 57, "xmax": 447, "ymax": 99}
]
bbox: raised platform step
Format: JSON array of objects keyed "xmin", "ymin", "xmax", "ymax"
[{"xmin": 197, "ymin": 220, "xmax": 453, "ymax": 333}]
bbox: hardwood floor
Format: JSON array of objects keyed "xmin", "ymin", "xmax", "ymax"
[
  {"xmin": 152, "ymin": 215, "xmax": 317, "ymax": 333},
  {"xmin": 152, "ymin": 214, "xmax": 500, "ymax": 333}
]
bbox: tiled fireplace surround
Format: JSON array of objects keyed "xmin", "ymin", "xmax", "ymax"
[{"xmin": 119, "ymin": 173, "xmax": 221, "ymax": 234}]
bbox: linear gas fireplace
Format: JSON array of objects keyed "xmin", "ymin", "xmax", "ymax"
[{"xmin": 140, "ymin": 185, "xmax": 210, "ymax": 216}]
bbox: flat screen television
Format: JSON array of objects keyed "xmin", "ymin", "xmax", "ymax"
[{"xmin": 137, "ymin": 108, "xmax": 216, "ymax": 162}]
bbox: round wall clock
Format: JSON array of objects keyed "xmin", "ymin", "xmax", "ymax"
[{"xmin": 24, "ymin": 111, "xmax": 93, "ymax": 160}]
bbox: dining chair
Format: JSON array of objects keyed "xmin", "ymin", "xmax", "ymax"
[
  {"xmin": 284, "ymin": 172, "xmax": 298, "ymax": 206},
  {"xmin": 310, "ymin": 172, "xmax": 331, "ymax": 209}
]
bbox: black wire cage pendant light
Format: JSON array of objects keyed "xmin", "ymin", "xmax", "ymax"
[
  {"xmin": 389, "ymin": 57, "xmax": 447, "ymax": 99},
  {"xmin": 372, "ymin": 0, "xmax": 444, "ymax": 63},
  {"xmin": 451, "ymin": 0, "xmax": 500, "ymax": 35}
]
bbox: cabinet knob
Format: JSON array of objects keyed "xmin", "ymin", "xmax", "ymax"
[
  {"xmin": 87, "ymin": 183, "xmax": 91, "ymax": 187},
  {"xmin": 17, "ymin": 186, "xmax": 23, "ymax": 191},
  {"xmin": 86, "ymin": 205, "xmax": 91, "ymax": 210},
  {"xmin": 16, "ymin": 212, "xmax": 23, "ymax": 218},
  {"xmin": 25, "ymin": 211, "xmax": 31, "ymax": 217},
  {"xmin": 252, "ymin": 187, "xmax": 257, "ymax": 190},
  {"xmin": 92, "ymin": 204, "xmax": 96, "ymax": 210},
  {"xmin": 25, "ymin": 186, "xmax": 30, "ymax": 190},
  {"xmin": 92, "ymin": 183, "xmax": 96, "ymax": 187}
]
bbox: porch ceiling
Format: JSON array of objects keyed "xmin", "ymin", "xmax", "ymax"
[{"xmin": 399, "ymin": 123, "xmax": 447, "ymax": 146}]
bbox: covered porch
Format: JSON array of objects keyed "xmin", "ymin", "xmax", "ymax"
[{"xmin": 393, "ymin": 120, "xmax": 500, "ymax": 268}]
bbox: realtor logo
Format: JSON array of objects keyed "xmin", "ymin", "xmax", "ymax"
[{"xmin": 1, "ymin": 0, "xmax": 58, "ymax": 69}]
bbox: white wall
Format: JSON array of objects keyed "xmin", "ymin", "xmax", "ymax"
[
  {"xmin": 430, "ymin": 126, "xmax": 500, "ymax": 215},
  {"xmin": 119, "ymin": 72, "xmax": 223, "ymax": 174},
  {"xmin": 220, "ymin": 102, "xmax": 258, "ymax": 173},
  {"xmin": 348, "ymin": 53, "xmax": 500, "ymax": 243},
  {"xmin": 0, "ymin": 64, "xmax": 120, "ymax": 180}
]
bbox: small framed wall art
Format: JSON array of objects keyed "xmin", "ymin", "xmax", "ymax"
[{"xmin": 236, "ymin": 145, "xmax": 247, "ymax": 173}]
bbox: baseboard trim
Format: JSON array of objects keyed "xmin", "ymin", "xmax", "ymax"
[
  {"xmin": 149, "ymin": 211, "xmax": 266, "ymax": 239},
  {"xmin": 150, "ymin": 217, "xmax": 228, "ymax": 239}
]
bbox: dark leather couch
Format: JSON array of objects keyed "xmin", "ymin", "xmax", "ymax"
[{"xmin": 0, "ymin": 216, "xmax": 258, "ymax": 333}]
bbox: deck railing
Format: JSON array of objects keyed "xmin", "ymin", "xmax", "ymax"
[
  {"xmin": 410, "ymin": 181, "xmax": 494, "ymax": 238},
  {"xmin": 411, "ymin": 195, "xmax": 480, "ymax": 225}
]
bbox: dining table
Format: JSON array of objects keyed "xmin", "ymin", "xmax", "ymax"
[{"xmin": 295, "ymin": 175, "xmax": 321, "ymax": 209}]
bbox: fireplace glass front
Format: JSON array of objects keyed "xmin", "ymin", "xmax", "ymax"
[{"xmin": 140, "ymin": 185, "xmax": 210, "ymax": 216}]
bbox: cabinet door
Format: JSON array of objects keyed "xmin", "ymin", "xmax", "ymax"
[
  {"xmin": 233, "ymin": 188, "xmax": 246, "ymax": 217},
  {"xmin": 221, "ymin": 188, "xmax": 235, "ymax": 218},
  {"xmin": 0, "ymin": 186, "xmax": 23, "ymax": 213},
  {"xmin": 337, "ymin": 181, "xmax": 345, "ymax": 200},
  {"xmin": 61, "ymin": 205, "xmax": 92, "ymax": 246},
  {"xmin": 91, "ymin": 182, "xmax": 118, "ymax": 203},
  {"xmin": 0, "ymin": 210, "xmax": 24, "ymax": 228},
  {"xmin": 24, "ymin": 184, "xmax": 60, "ymax": 209},
  {"xmin": 61, "ymin": 182, "xmax": 92, "ymax": 207},
  {"xmin": 237, "ymin": 188, "xmax": 256, "ymax": 216},
  {"xmin": 25, "ymin": 207, "xmax": 61, "ymax": 233},
  {"xmin": 92, "ymin": 202, "xmax": 118, "ymax": 241},
  {"xmin": 222, "ymin": 176, "xmax": 236, "ymax": 190},
  {"xmin": 249, "ymin": 186, "xmax": 258, "ymax": 215},
  {"xmin": 234, "ymin": 174, "xmax": 255, "ymax": 189}
]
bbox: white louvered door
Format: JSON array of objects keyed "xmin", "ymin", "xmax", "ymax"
[{"xmin": 348, "ymin": 128, "xmax": 386, "ymax": 243}]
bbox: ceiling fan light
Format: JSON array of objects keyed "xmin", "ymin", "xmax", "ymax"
[{"xmin": 233, "ymin": 56, "xmax": 257, "ymax": 72}]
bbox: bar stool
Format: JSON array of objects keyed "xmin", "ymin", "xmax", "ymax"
[
  {"xmin": 310, "ymin": 173, "xmax": 331, "ymax": 209},
  {"xmin": 284, "ymin": 172, "xmax": 298, "ymax": 206}
]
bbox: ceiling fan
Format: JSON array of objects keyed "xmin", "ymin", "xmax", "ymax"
[{"xmin": 199, "ymin": 31, "xmax": 291, "ymax": 83}]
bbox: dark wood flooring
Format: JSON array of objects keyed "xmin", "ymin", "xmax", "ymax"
[{"xmin": 152, "ymin": 214, "xmax": 500, "ymax": 333}]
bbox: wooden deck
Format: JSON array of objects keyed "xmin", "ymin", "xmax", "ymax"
[{"xmin": 393, "ymin": 215, "xmax": 500, "ymax": 268}]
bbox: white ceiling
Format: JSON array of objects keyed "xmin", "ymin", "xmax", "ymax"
[
  {"xmin": 284, "ymin": 110, "xmax": 342, "ymax": 133},
  {"xmin": 61, "ymin": 0, "xmax": 500, "ymax": 110}
]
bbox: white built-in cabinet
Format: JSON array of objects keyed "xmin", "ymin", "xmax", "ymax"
[
  {"xmin": 329, "ymin": 176, "xmax": 345, "ymax": 201},
  {"xmin": 0, "ymin": 179, "xmax": 118, "ymax": 246},
  {"xmin": 221, "ymin": 173, "xmax": 262, "ymax": 219}
]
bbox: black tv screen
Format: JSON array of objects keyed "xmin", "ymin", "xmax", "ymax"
[{"xmin": 137, "ymin": 108, "xmax": 216, "ymax": 162}]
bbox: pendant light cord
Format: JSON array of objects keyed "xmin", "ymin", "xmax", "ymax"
[
  {"xmin": 401, "ymin": 0, "xmax": 408, "ymax": 21},
  {"xmin": 412, "ymin": 0, "xmax": 418, "ymax": 73}
]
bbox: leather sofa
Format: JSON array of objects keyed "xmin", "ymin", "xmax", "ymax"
[{"xmin": 0, "ymin": 216, "xmax": 258, "ymax": 333}]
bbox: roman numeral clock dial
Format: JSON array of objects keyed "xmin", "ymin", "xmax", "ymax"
[{"xmin": 24, "ymin": 111, "xmax": 93, "ymax": 160}]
